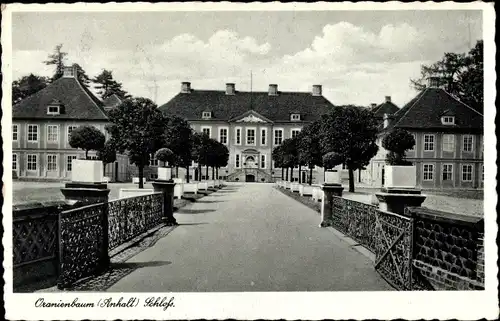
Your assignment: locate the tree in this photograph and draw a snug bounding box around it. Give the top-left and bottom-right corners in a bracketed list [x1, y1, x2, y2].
[322, 152, 344, 170]
[92, 69, 130, 99]
[163, 116, 194, 180]
[319, 106, 379, 192]
[410, 40, 483, 113]
[97, 140, 117, 176]
[69, 125, 106, 159]
[72, 63, 91, 88]
[155, 148, 174, 166]
[281, 138, 298, 182]
[192, 132, 212, 181]
[208, 141, 229, 180]
[12, 74, 49, 104]
[272, 144, 286, 180]
[106, 97, 166, 188]
[44, 44, 68, 81]
[297, 121, 323, 185]
[382, 128, 415, 166]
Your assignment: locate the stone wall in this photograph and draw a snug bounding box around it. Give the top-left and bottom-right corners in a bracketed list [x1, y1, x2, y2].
[406, 207, 484, 290]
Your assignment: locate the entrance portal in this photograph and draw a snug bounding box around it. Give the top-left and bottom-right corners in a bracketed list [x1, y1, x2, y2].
[245, 174, 256, 182]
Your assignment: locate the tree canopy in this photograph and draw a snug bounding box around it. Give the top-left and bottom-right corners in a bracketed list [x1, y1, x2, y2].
[319, 106, 379, 192]
[297, 121, 323, 184]
[69, 125, 106, 159]
[382, 128, 415, 166]
[44, 44, 67, 81]
[410, 40, 483, 113]
[155, 148, 174, 166]
[106, 97, 166, 188]
[92, 69, 130, 99]
[163, 116, 194, 169]
[12, 74, 49, 104]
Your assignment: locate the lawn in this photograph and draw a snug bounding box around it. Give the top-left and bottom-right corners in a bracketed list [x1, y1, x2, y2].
[12, 181, 157, 205]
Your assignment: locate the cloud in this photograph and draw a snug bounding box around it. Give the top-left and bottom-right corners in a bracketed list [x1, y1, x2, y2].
[11, 22, 471, 107]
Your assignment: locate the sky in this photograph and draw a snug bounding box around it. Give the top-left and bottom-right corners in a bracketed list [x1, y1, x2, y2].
[11, 10, 482, 107]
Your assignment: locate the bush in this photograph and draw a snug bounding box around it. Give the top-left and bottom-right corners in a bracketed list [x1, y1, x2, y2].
[69, 125, 105, 159]
[155, 148, 174, 166]
[382, 129, 415, 165]
[322, 152, 344, 169]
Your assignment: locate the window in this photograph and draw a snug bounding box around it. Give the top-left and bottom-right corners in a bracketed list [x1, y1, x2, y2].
[12, 124, 18, 141]
[423, 164, 434, 181]
[442, 164, 453, 181]
[67, 125, 78, 143]
[219, 128, 228, 144]
[149, 153, 159, 166]
[67, 155, 77, 171]
[202, 111, 211, 119]
[235, 154, 240, 168]
[291, 129, 301, 139]
[408, 134, 416, 151]
[27, 125, 38, 142]
[47, 105, 60, 115]
[247, 128, 255, 145]
[274, 129, 283, 145]
[235, 128, 241, 145]
[13, 154, 17, 171]
[261, 128, 267, 145]
[202, 127, 211, 138]
[463, 135, 473, 152]
[442, 116, 455, 125]
[462, 164, 473, 181]
[47, 155, 57, 171]
[47, 125, 59, 142]
[260, 155, 266, 169]
[27, 154, 37, 171]
[291, 114, 301, 121]
[423, 134, 434, 151]
[442, 134, 455, 152]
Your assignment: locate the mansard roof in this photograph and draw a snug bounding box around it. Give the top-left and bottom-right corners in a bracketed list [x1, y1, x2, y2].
[158, 89, 336, 122]
[383, 87, 483, 133]
[13, 76, 108, 120]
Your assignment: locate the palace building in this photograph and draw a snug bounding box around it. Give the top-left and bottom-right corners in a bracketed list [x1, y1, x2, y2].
[12, 65, 131, 181]
[362, 77, 484, 190]
[158, 82, 336, 183]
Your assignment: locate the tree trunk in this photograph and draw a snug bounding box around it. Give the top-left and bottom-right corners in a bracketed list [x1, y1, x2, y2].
[348, 168, 355, 192]
[205, 165, 208, 181]
[176, 166, 179, 178]
[103, 163, 106, 176]
[198, 163, 202, 181]
[216, 167, 219, 179]
[290, 167, 294, 182]
[85, 149, 88, 159]
[309, 166, 313, 185]
[186, 165, 190, 183]
[298, 165, 302, 183]
[212, 167, 215, 180]
[138, 165, 144, 189]
[285, 168, 289, 181]
[281, 168, 284, 180]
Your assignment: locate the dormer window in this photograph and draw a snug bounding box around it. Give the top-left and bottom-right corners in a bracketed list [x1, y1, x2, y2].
[47, 99, 63, 115]
[202, 111, 212, 119]
[291, 114, 301, 121]
[442, 116, 455, 125]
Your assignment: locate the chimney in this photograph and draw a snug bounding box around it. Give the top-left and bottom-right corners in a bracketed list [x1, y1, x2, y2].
[312, 84, 322, 96]
[268, 84, 278, 96]
[62, 65, 78, 78]
[370, 103, 377, 108]
[383, 113, 394, 129]
[181, 82, 191, 93]
[385, 96, 391, 103]
[226, 83, 235, 95]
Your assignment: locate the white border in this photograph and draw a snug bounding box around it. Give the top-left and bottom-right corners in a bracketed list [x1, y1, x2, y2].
[2, 2, 498, 320]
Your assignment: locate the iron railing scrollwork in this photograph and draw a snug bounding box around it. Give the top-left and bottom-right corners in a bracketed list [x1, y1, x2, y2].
[108, 192, 164, 251]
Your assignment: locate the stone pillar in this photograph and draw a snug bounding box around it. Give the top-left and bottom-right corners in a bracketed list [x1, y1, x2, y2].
[319, 183, 344, 227]
[60, 182, 111, 278]
[152, 179, 178, 226]
[375, 187, 426, 216]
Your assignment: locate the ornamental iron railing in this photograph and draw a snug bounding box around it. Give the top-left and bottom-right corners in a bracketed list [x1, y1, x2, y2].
[108, 192, 164, 250]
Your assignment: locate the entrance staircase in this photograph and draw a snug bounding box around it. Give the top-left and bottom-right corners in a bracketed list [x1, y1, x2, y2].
[227, 168, 273, 182]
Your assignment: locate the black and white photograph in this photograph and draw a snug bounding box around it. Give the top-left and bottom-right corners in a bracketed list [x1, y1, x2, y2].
[2, 2, 497, 320]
